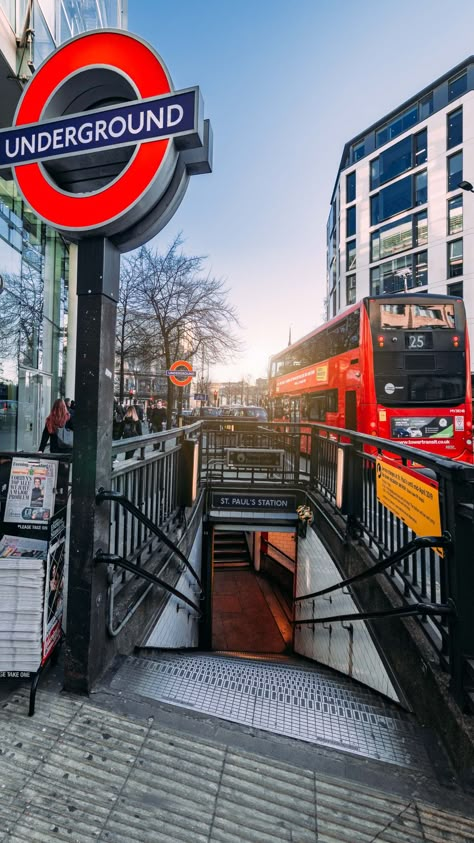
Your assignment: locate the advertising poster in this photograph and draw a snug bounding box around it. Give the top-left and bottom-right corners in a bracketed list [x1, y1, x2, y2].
[391, 416, 454, 440]
[4, 458, 58, 525]
[42, 535, 65, 663]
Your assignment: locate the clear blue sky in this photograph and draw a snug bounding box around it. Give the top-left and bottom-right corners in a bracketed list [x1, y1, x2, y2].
[128, 0, 474, 383]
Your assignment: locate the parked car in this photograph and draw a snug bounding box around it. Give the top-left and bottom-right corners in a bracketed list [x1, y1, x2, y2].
[199, 406, 221, 418]
[219, 405, 268, 421]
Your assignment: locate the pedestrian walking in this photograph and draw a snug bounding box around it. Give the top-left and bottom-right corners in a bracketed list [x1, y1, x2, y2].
[38, 399, 71, 453]
[120, 406, 142, 459]
[133, 401, 144, 423]
[150, 400, 167, 450]
[113, 400, 124, 440]
[150, 400, 167, 432]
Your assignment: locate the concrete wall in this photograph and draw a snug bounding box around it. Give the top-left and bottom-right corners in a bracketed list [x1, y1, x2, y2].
[144, 523, 203, 648]
[294, 526, 399, 702]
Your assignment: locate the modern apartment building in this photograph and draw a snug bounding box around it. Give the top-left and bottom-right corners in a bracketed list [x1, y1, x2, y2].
[0, 0, 127, 450]
[326, 57, 474, 357]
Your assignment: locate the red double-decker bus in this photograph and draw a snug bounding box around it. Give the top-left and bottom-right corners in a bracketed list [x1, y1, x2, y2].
[268, 294, 473, 463]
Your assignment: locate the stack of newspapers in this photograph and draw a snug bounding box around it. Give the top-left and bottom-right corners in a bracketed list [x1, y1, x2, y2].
[0, 534, 48, 673]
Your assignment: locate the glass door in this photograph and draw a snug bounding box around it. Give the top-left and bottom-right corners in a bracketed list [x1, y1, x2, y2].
[17, 368, 52, 451]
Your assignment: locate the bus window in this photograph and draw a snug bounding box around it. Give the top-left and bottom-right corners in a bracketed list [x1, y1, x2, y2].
[290, 398, 300, 423]
[307, 389, 338, 421]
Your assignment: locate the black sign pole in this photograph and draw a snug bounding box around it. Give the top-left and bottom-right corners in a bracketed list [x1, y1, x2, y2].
[64, 237, 119, 693]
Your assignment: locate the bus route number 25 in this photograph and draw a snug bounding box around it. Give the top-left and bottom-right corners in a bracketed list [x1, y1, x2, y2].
[407, 334, 425, 349]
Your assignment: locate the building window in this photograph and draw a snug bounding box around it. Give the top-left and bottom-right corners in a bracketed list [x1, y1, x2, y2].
[371, 175, 411, 225]
[370, 131, 426, 191]
[371, 171, 427, 226]
[370, 251, 427, 295]
[371, 136, 411, 189]
[415, 251, 428, 287]
[352, 140, 365, 163]
[346, 171, 356, 203]
[447, 108, 462, 149]
[371, 214, 413, 261]
[346, 205, 356, 238]
[447, 195, 463, 234]
[346, 239, 356, 271]
[419, 93, 433, 120]
[448, 239, 463, 277]
[447, 151, 463, 192]
[415, 171, 427, 205]
[414, 129, 427, 166]
[346, 274, 356, 305]
[371, 210, 427, 261]
[448, 71, 467, 102]
[415, 210, 428, 246]
[375, 104, 418, 148]
[447, 280, 463, 297]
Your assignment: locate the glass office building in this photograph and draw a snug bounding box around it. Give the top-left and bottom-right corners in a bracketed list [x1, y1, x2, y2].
[0, 1, 127, 450]
[326, 58, 474, 353]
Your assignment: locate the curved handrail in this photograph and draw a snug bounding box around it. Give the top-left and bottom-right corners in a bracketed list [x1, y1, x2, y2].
[95, 550, 201, 615]
[293, 601, 454, 626]
[264, 540, 295, 566]
[96, 487, 203, 592]
[294, 533, 451, 603]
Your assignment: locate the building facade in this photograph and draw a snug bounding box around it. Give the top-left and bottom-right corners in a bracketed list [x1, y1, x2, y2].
[0, 0, 127, 450]
[327, 57, 474, 360]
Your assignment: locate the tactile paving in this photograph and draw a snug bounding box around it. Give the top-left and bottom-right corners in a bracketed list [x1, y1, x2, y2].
[112, 652, 432, 771]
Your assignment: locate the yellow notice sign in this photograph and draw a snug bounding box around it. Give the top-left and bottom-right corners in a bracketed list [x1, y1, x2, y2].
[376, 457, 443, 554]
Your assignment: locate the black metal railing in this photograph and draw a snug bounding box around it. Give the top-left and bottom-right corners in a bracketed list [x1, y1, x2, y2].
[294, 533, 451, 604]
[200, 419, 308, 485]
[303, 422, 474, 706]
[85, 415, 474, 708]
[94, 550, 201, 615]
[96, 488, 203, 591]
[294, 534, 453, 630]
[91, 420, 204, 636]
[107, 424, 202, 599]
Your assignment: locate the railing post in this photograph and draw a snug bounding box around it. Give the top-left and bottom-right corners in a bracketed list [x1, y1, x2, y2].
[344, 439, 363, 539]
[444, 469, 474, 708]
[292, 430, 300, 485]
[310, 427, 319, 485]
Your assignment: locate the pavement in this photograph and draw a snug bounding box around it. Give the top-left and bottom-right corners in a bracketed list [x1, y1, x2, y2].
[1, 656, 474, 842]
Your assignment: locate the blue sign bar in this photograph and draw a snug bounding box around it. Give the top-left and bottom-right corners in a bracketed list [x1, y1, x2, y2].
[0, 89, 197, 167]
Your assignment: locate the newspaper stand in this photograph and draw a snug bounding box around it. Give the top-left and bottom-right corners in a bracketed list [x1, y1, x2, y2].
[0, 452, 71, 715]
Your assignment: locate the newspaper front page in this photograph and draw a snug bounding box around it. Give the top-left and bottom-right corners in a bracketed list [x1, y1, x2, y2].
[4, 458, 58, 524]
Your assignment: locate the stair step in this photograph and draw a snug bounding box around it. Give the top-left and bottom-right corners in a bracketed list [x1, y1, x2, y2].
[214, 561, 250, 569]
[213, 531, 251, 569]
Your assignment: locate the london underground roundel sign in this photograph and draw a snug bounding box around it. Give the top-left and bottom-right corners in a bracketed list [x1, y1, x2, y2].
[0, 30, 212, 252]
[167, 360, 196, 387]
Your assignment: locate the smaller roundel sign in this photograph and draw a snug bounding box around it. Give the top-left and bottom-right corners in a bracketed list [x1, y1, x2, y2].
[167, 360, 195, 387]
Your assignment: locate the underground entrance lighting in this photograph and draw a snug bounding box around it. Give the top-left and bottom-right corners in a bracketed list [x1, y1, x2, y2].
[458, 180, 474, 192]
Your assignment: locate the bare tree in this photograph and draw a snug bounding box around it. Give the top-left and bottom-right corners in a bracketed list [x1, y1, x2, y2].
[116, 258, 162, 403]
[123, 236, 242, 425]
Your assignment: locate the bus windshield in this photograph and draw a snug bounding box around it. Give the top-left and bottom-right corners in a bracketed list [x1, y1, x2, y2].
[377, 302, 456, 330]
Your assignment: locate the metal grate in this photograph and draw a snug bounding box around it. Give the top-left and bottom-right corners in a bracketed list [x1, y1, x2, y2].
[111, 652, 432, 772]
